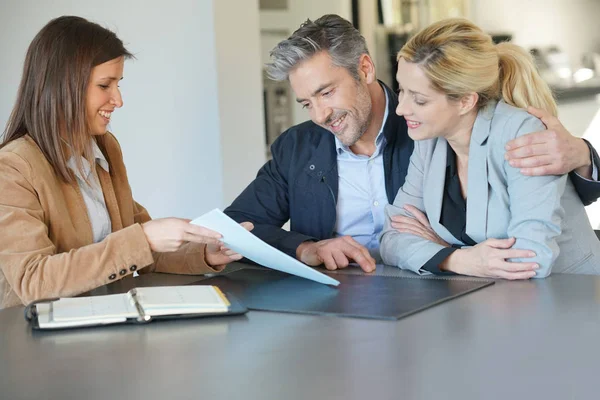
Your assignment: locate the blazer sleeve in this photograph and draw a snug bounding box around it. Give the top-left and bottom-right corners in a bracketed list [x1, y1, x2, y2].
[504, 116, 567, 278]
[569, 139, 600, 206]
[0, 152, 155, 306]
[131, 201, 226, 276]
[380, 140, 449, 274]
[224, 133, 317, 258]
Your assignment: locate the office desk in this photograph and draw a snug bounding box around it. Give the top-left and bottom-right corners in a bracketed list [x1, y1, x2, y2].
[1, 264, 599, 400]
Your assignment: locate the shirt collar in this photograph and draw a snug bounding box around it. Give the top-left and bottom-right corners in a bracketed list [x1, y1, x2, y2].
[335, 84, 390, 155]
[66, 139, 110, 180]
[91, 139, 109, 172]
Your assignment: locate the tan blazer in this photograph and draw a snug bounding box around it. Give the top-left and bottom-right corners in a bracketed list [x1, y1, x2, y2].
[0, 133, 222, 309]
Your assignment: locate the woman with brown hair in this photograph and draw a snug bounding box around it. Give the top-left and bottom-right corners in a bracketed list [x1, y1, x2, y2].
[0, 16, 250, 308]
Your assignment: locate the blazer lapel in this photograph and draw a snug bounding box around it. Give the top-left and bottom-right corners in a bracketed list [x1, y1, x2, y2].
[62, 180, 94, 245]
[97, 168, 123, 232]
[424, 139, 454, 241]
[94, 138, 124, 232]
[466, 101, 496, 242]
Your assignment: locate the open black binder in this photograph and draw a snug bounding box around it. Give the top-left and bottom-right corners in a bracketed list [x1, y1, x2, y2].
[25, 285, 248, 330]
[193, 269, 494, 320]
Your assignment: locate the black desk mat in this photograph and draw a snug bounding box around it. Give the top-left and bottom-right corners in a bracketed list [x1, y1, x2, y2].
[192, 269, 494, 320]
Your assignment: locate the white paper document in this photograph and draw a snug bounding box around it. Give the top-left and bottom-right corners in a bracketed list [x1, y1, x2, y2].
[191, 209, 340, 286]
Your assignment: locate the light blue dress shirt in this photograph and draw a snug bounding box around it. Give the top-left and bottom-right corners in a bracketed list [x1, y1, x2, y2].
[334, 90, 389, 260]
[67, 140, 112, 243]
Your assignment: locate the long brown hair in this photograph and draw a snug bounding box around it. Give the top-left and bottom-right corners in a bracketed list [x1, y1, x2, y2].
[1, 16, 133, 182]
[398, 18, 557, 116]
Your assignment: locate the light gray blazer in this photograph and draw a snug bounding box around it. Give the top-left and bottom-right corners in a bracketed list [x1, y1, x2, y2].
[380, 100, 600, 277]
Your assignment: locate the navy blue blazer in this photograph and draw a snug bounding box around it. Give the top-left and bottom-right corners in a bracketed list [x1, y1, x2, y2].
[225, 83, 413, 257]
[225, 83, 600, 258]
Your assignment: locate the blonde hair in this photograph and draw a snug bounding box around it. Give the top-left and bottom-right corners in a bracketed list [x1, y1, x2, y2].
[397, 18, 557, 116]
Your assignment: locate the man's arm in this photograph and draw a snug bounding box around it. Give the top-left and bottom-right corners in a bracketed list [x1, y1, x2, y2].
[225, 131, 376, 272]
[504, 106, 600, 205]
[224, 134, 317, 258]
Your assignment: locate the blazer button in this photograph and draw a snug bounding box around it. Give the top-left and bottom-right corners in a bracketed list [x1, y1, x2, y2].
[119, 269, 127, 276]
[129, 265, 137, 272]
[109, 273, 117, 280]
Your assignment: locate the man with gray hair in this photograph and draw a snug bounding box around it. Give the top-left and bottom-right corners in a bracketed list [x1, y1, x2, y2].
[225, 14, 600, 275]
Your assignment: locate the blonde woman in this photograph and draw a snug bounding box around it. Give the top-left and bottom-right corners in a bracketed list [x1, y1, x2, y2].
[380, 18, 600, 279]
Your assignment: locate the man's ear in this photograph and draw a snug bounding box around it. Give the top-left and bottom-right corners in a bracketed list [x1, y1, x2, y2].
[459, 92, 479, 115]
[357, 54, 376, 84]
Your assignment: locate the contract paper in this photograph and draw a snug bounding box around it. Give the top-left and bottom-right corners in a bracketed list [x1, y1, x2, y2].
[191, 209, 340, 286]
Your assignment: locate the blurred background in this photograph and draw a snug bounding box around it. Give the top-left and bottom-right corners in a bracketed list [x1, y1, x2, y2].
[1, 0, 600, 225]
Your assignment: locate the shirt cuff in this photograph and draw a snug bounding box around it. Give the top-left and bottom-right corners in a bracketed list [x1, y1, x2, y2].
[419, 247, 457, 275]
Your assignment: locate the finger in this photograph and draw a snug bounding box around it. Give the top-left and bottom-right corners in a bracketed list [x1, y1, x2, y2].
[505, 132, 547, 150]
[331, 249, 350, 269]
[494, 260, 539, 272]
[395, 226, 436, 241]
[218, 246, 239, 256]
[391, 221, 417, 231]
[390, 215, 424, 227]
[185, 223, 222, 239]
[505, 143, 549, 161]
[496, 248, 537, 259]
[526, 106, 552, 126]
[240, 222, 254, 231]
[485, 237, 516, 249]
[320, 251, 339, 271]
[341, 243, 375, 272]
[526, 106, 560, 130]
[339, 237, 376, 270]
[228, 253, 243, 261]
[390, 214, 412, 222]
[507, 155, 554, 170]
[183, 232, 221, 246]
[403, 204, 431, 228]
[391, 216, 429, 231]
[207, 243, 220, 252]
[519, 165, 562, 176]
[392, 224, 438, 241]
[345, 239, 376, 264]
[494, 270, 537, 280]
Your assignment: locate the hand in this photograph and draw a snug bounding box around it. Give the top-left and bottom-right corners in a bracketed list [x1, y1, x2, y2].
[142, 217, 222, 253]
[296, 236, 376, 273]
[205, 222, 254, 266]
[504, 106, 591, 177]
[443, 237, 538, 280]
[390, 204, 449, 247]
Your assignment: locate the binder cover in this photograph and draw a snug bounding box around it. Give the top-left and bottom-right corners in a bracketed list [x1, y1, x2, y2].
[24, 288, 247, 330]
[193, 269, 494, 320]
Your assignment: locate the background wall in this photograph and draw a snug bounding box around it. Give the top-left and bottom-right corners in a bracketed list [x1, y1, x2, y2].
[472, 0, 600, 69]
[259, 0, 353, 125]
[214, 1, 266, 205]
[0, 0, 266, 219]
